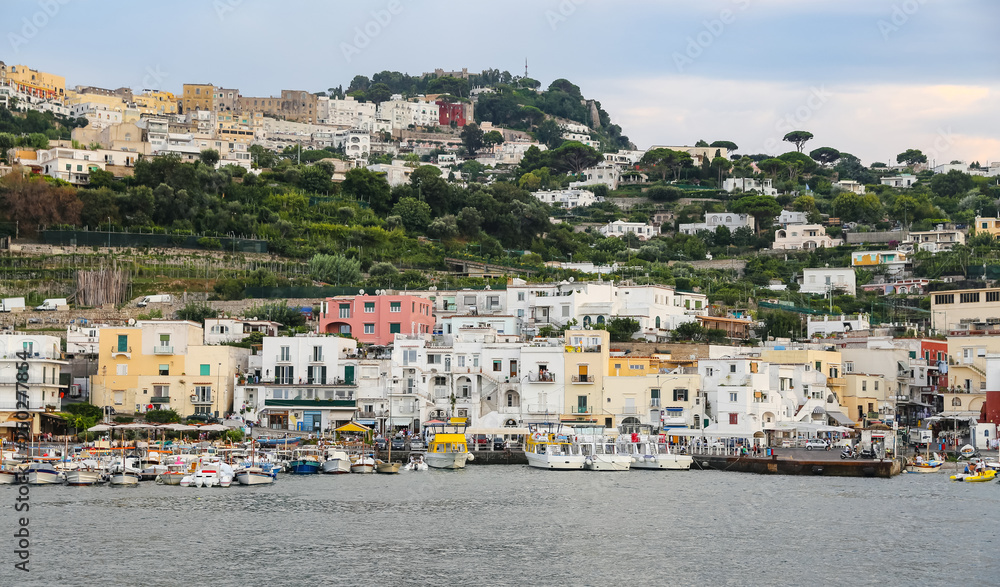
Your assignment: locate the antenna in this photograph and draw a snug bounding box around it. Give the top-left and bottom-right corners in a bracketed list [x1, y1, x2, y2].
[525, 58, 528, 78]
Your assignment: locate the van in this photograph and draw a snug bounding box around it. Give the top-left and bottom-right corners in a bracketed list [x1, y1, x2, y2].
[138, 294, 173, 307]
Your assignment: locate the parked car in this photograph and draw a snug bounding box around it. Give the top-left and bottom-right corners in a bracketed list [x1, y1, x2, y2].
[492, 437, 506, 451]
[374, 438, 387, 450]
[408, 438, 425, 451]
[805, 439, 830, 450]
[391, 437, 405, 451]
[186, 413, 220, 424]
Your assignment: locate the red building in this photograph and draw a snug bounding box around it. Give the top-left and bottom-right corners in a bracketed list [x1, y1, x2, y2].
[319, 294, 435, 346]
[437, 101, 467, 127]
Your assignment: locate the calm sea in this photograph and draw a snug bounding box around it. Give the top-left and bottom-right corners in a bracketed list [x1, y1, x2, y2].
[3, 467, 998, 586]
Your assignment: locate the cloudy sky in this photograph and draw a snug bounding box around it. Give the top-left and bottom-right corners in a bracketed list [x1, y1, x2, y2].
[6, 0, 998, 165]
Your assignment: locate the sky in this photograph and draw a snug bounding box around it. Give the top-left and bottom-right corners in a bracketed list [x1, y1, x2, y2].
[5, 0, 998, 165]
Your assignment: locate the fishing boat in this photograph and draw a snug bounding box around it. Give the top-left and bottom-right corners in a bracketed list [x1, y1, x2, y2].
[0, 444, 21, 484]
[350, 453, 376, 474]
[524, 423, 585, 470]
[572, 426, 631, 471]
[157, 461, 190, 486]
[424, 418, 473, 470]
[906, 453, 944, 474]
[256, 436, 302, 448]
[26, 460, 63, 485]
[287, 447, 323, 475]
[63, 460, 106, 486]
[403, 454, 428, 471]
[235, 464, 275, 485]
[321, 448, 352, 474]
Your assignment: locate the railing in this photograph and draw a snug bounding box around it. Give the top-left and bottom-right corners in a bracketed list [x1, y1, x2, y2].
[309, 355, 324, 363]
[565, 345, 602, 353]
[527, 372, 556, 383]
[622, 406, 640, 415]
[150, 397, 170, 404]
[650, 399, 661, 407]
[275, 355, 291, 363]
[571, 406, 592, 414]
[571, 375, 593, 383]
[153, 346, 174, 355]
[111, 347, 132, 357]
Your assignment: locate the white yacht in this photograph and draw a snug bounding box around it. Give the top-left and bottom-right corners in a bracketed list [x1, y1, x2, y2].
[424, 419, 473, 470]
[321, 448, 352, 474]
[26, 461, 63, 484]
[525, 425, 586, 470]
[621, 435, 693, 470]
[572, 428, 631, 471]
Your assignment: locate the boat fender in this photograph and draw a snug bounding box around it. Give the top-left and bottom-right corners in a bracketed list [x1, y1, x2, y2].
[467, 453, 474, 462]
[659, 435, 667, 444]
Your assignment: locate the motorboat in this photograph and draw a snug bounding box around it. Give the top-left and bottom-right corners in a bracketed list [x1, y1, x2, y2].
[157, 462, 191, 486]
[63, 460, 106, 486]
[424, 418, 473, 470]
[189, 462, 223, 487]
[376, 460, 401, 474]
[321, 448, 352, 474]
[26, 460, 63, 485]
[906, 453, 944, 474]
[571, 427, 631, 471]
[950, 469, 997, 483]
[620, 435, 693, 471]
[235, 465, 275, 486]
[350, 454, 376, 474]
[525, 424, 586, 470]
[403, 454, 428, 471]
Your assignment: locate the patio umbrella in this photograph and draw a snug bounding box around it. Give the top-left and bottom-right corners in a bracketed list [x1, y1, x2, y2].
[198, 424, 229, 432]
[161, 424, 198, 431]
[87, 424, 111, 432]
[117, 423, 156, 429]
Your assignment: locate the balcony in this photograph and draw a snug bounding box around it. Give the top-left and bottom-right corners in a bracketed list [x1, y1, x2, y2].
[150, 396, 170, 404]
[827, 377, 846, 386]
[650, 399, 661, 408]
[309, 355, 325, 363]
[570, 406, 592, 414]
[191, 397, 213, 405]
[571, 375, 593, 383]
[527, 372, 556, 383]
[275, 355, 292, 363]
[111, 347, 132, 359]
[153, 346, 174, 355]
[622, 406, 640, 415]
[566, 345, 602, 353]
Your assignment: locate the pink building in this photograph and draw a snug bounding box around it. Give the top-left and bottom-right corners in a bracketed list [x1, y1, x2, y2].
[319, 295, 435, 345]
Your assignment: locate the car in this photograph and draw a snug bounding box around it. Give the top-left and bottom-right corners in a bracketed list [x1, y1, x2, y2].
[374, 438, 387, 450]
[805, 439, 830, 450]
[492, 437, 506, 451]
[408, 438, 425, 451]
[391, 437, 406, 451]
[186, 413, 220, 424]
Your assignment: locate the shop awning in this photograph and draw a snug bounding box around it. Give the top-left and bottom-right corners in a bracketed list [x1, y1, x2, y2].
[390, 417, 414, 426]
[933, 411, 980, 420]
[356, 419, 376, 425]
[334, 422, 370, 433]
[827, 411, 856, 427]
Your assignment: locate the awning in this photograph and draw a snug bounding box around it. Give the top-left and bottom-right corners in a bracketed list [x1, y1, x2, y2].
[334, 422, 371, 433]
[935, 411, 980, 420]
[466, 427, 530, 436]
[356, 419, 376, 425]
[827, 411, 856, 427]
[390, 417, 414, 426]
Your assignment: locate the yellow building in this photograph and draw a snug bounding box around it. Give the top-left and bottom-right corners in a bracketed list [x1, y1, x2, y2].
[607, 355, 654, 377]
[215, 111, 261, 144]
[132, 90, 178, 115]
[972, 216, 1000, 238]
[180, 83, 214, 113]
[931, 287, 1000, 333]
[603, 371, 701, 431]
[5, 64, 65, 99]
[842, 373, 888, 425]
[562, 329, 610, 427]
[64, 91, 126, 109]
[91, 321, 249, 418]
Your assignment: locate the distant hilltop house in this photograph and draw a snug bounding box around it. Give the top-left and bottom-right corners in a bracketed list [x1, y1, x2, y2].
[532, 188, 601, 209]
[678, 212, 754, 236]
[834, 180, 866, 194]
[600, 220, 657, 241]
[851, 250, 910, 276]
[570, 162, 620, 190]
[648, 145, 730, 164]
[900, 226, 965, 254]
[722, 177, 777, 196]
[880, 174, 918, 188]
[799, 267, 857, 296]
[776, 210, 809, 227]
[773, 224, 842, 250]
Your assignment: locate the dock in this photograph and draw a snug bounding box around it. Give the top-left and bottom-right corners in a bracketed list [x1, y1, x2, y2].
[690, 454, 904, 477]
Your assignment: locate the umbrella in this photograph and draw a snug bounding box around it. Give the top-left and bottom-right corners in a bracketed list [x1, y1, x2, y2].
[198, 424, 229, 432]
[87, 424, 111, 432]
[117, 423, 156, 429]
[161, 424, 197, 431]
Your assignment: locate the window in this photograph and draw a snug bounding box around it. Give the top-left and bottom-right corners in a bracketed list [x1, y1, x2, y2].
[562, 306, 570, 317]
[307, 366, 327, 384]
[960, 292, 980, 304]
[988, 291, 1000, 303]
[116, 364, 128, 376]
[275, 366, 294, 384]
[729, 364, 736, 373]
[200, 364, 210, 376]
[729, 413, 738, 425]
[518, 292, 525, 301]
[706, 368, 714, 377]
[493, 360, 502, 372]
[814, 361, 822, 371]
[874, 381, 879, 391]
[862, 381, 867, 392]
[364, 324, 374, 334]
[280, 346, 290, 361]
[364, 302, 375, 313]
[159, 334, 170, 347]
[934, 294, 954, 305]
[389, 323, 400, 333]
[116, 335, 128, 352]
[952, 397, 962, 407]
[339, 303, 351, 318]
[158, 364, 169, 376]
[845, 361, 854, 373]
[390, 302, 401, 313]
[615, 363, 622, 370]
[673, 388, 687, 402]
[473, 355, 480, 368]
[194, 386, 212, 402]
[402, 350, 417, 365]
[312, 346, 323, 362]
[729, 392, 738, 402]
[153, 385, 168, 399]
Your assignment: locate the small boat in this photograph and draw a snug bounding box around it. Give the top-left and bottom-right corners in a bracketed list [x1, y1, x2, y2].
[321, 449, 352, 474]
[235, 465, 275, 486]
[350, 454, 376, 474]
[287, 448, 323, 475]
[157, 462, 190, 486]
[403, 454, 428, 471]
[424, 418, 473, 470]
[375, 460, 401, 474]
[108, 470, 141, 486]
[950, 469, 997, 483]
[256, 436, 302, 448]
[64, 460, 106, 486]
[572, 427, 631, 471]
[26, 461, 63, 485]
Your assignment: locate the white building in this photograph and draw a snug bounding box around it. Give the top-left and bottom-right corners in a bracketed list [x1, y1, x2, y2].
[532, 188, 600, 209]
[66, 324, 110, 355]
[880, 174, 918, 188]
[320, 96, 378, 130]
[776, 210, 809, 226]
[834, 180, 866, 194]
[0, 335, 67, 435]
[807, 314, 871, 338]
[600, 220, 657, 241]
[722, 177, 777, 196]
[570, 162, 620, 190]
[204, 319, 281, 345]
[367, 160, 412, 187]
[773, 224, 843, 250]
[678, 212, 754, 235]
[799, 267, 857, 296]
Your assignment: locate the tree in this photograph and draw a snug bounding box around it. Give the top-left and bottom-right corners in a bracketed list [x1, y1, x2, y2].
[199, 149, 220, 167]
[366, 83, 392, 104]
[896, 149, 927, 166]
[672, 320, 705, 341]
[144, 409, 181, 424]
[176, 303, 217, 324]
[710, 156, 730, 186]
[483, 130, 505, 148]
[249, 144, 278, 169]
[832, 191, 883, 224]
[547, 141, 603, 175]
[391, 197, 432, 233]
[0, 172, 83, 235]
[309, 253, 361, 285]
[809, 147, 841, 165]
[427, 215, 459, 239]
[761, 310, 801, 340]
[343, 167, 391, 215]
[782, 130, 814, 153]
[534, 118, 563, 149]
[460, 123, 484, 155]
[758, 158, 785, 178]
[929, 169, 974, 199]
[645, 185, 685, 202]
[710, 140, 738, 153]
[456, 206, 483, 236]
[607, 317, 640, 342]
[733, 195, 782, 232]
[695, 139, 709, 147]
[640, 148, 693, 181]
[0, 133, 15, 163]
